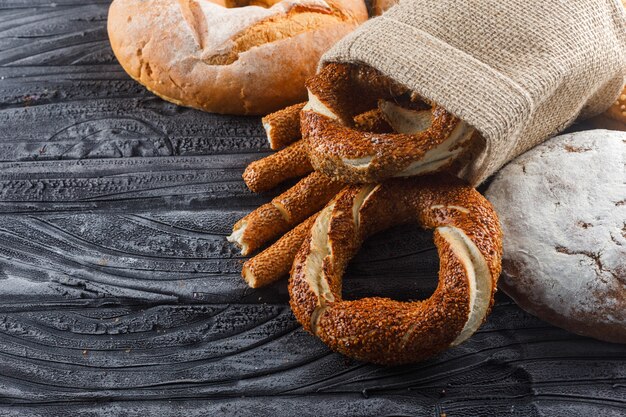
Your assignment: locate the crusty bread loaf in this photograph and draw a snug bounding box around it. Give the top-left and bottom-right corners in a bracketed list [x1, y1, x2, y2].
[371, 0, 398, 15]
[108, 0, 367, 115]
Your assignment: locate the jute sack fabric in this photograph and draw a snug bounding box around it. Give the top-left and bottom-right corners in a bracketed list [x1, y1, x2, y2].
[321, 0, 626, 185]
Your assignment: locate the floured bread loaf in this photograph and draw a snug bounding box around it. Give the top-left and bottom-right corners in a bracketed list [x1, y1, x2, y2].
[486, 129, 626, 343]
[108, 0, 367, 115]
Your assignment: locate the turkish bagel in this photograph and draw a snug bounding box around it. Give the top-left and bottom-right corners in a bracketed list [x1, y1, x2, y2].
[108, 0, 367, 114]
[302, 63, 476, 183]
[289, 176, 502, 365]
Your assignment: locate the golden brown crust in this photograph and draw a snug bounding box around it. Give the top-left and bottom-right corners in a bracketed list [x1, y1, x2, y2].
[229, 171, 342, 255]
[242, 213, 318, 288]
[273, 171, 344, 223]
[108, 0, 367, 115]
[302, 63, 475, 183]
[262, 102, 306, 149]
[231, 203, 289, 256]
[370, 0, 398, 15]
[289, 175, 502, 365]
[243, 140, 312, 193]
[353, 108, 394, 133]
[305, 63, 409, 124]
[303, 107, 470, 183]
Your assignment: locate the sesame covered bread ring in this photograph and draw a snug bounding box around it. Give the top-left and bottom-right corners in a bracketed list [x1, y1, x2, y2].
[262, 102, 307, 150]
[243, 140, 313, 193]
[228, 171, 342, 255]
[289, 175, 502, 365]
[243, 212, 318, 288]
[302, 63, 475, 183]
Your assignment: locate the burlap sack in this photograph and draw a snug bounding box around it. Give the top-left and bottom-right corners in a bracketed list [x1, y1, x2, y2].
[321, 0, 626, 185]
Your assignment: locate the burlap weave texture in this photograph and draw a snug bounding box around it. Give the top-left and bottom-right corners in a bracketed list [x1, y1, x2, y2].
[322, 0, 626, 184]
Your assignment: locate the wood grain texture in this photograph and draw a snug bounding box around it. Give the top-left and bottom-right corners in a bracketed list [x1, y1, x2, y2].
[0, 1, 624, 416]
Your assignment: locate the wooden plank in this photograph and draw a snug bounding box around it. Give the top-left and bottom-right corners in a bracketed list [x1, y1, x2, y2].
[0, 1, 624, 416]
[0, 301, 624, 416]
[0, 208, 440, 305]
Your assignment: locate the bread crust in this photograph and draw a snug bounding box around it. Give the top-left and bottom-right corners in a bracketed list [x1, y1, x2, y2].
[243, 139, 313, 193]
[289, 176, 503, 365]
[371, 0, 398, 15]
[108, 0, 367, 115]
[302, 63, 475, 183]
[262, 102, 306, 150]
[242, 213, 318, 288]
[485, 130, 626, 343]
[228, 171, 342, 255]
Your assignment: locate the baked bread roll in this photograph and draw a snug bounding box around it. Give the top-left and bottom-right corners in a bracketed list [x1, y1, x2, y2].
[371, 0, 398, 15]
[108, 0, 367, 115]
[486, 130, 626, 343]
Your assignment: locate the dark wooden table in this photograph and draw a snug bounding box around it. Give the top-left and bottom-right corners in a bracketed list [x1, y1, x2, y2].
[0, 1, 624, 416]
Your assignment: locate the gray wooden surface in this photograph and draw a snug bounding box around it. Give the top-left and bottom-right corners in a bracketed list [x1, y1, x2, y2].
[0, 1, 624, 416]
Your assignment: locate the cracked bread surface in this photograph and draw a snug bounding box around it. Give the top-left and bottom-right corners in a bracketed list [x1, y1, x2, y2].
[107, 0, 367, 115]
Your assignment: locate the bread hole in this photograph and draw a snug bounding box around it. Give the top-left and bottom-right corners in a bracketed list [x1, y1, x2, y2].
[343, 224, 439, 301]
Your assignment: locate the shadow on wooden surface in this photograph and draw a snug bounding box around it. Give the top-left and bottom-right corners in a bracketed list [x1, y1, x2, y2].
[0, 1, 624, 416]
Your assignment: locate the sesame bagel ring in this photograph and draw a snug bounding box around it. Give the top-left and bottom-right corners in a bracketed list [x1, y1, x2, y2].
[289, 175, 502, 365]
[302, 63, 475, 183]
